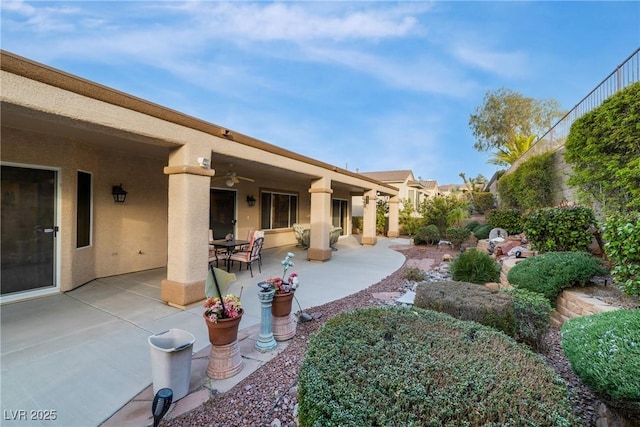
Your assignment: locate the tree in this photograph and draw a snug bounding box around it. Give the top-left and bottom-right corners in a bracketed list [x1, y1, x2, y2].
[459, 173, 487, 197]
[469, 88, 564, 153]
[417, 195, 469, 235]
[488, 133, 537, 166]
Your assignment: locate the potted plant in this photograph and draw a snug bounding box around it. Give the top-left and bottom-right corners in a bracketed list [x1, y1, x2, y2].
[264, 252, 300, 317]
[203, 266, 243, 346]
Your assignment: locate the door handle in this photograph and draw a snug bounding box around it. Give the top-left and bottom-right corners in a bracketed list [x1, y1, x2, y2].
[43, 226, 59, 236]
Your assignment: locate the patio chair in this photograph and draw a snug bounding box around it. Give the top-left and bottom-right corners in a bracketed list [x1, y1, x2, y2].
[208, 229, 227, 267]
[234, 229, 255, 253]
[228, 236, 264, 277]
[329, 226, 342, 251]
[293, 223, 310, 248]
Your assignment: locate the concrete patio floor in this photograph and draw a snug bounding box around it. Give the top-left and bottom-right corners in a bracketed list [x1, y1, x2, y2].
[1, 236, 410, 427]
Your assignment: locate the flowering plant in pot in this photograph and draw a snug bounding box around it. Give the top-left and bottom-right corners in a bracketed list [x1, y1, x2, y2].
[203, 266, 243, 346]
[203, 294, 242, 323]
[264, 252, 300, 294]
[263, 252, 300, 317]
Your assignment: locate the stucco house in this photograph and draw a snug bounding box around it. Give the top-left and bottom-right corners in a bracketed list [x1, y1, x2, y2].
[0, 50, 400, 307]
[352, 170, 439, 217]
[436, 184, 461, 197]
[419, 179, 440, 198]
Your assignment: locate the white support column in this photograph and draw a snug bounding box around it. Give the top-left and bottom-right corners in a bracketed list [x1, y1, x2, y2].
[361, 190, 377, 246]
[387, 195, 400, 238]
[308, 177, 332, 261]
[161, 147, 216, 308]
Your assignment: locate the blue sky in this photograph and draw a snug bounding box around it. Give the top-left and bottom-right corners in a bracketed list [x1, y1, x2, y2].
[2, 1, 639, 185]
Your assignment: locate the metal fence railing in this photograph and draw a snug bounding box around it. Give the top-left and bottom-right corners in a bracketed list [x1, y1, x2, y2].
[508, 47, 640, 170]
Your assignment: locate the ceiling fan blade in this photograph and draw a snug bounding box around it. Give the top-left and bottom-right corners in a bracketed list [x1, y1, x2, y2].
[236, 176, 255, 182]
[232, 176, 240, 184]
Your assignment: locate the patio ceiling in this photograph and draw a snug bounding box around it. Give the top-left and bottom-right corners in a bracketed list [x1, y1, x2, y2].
[1, 101, 173, 160]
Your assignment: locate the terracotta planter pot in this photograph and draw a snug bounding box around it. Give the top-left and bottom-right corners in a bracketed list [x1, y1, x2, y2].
[271, 292, 294, 317]
[204, 310, 243, 346]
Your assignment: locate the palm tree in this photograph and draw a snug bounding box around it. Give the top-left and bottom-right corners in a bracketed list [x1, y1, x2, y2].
[488, 134, 537, 166]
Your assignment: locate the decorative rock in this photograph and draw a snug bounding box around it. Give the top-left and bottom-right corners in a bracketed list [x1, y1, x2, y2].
[484, 282, 501, 291]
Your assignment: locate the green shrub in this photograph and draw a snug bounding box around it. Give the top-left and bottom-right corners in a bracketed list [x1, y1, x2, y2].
[418, 195, 469, 236]
[561, 309, 640, 419]
[524, 206, 596, 252]
[415, 282, 553, 352]
[506, 287, 553, 352]
[450, 249, 501, 284]
[444, 227, 471, 249]
[474, 224, 492, 240]
[473, 191, 495, 214]
[507, 251, 608, 302]
[376, 199, 389, 235]
[604, 213, 640, 296]
[413, 224, 440, 245]
[565, 81, 640, 214]
[402, 266, 425, 282]
[298, 307, 579, 426]
[464, 220, 482, 232]
[486, 208, 523, 235]
[414, 281, 515, 336]
[352, 216, 363, 232]
[497, 152, 556, 209]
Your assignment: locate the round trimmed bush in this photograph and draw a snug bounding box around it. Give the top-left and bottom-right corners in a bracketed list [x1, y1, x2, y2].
[474, 224, 492, 240]
[464, 220, 482, 232]
[450, 249, 501, 284]
[562, 309, 640, 420]
[298, 307, 580, 426]
[445, 227, 471, 249]
[414, 224, 440, 245]
[507, 251, 608, 302]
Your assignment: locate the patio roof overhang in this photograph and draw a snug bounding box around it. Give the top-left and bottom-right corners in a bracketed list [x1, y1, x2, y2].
[1, 50, 397, 197]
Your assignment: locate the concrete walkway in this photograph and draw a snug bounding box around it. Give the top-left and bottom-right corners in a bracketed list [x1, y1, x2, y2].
[1, 236, 409, 427]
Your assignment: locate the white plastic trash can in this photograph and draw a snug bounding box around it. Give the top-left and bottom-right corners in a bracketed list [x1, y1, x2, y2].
[148, 329, 195, 401]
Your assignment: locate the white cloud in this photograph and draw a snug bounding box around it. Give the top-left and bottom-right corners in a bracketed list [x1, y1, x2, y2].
[301, 46, 478, 97]
[452, 44, 529, 79]
[1, 0, 82, 32]
[174, 1, 433, 42]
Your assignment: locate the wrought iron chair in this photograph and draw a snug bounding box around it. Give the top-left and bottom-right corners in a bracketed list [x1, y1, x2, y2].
[208, 229, 227, 267]
[228, 236, 264, 277]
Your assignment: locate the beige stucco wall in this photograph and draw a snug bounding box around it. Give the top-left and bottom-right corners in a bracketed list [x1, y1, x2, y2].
[1, 127, 168, 291]
[1, 53, 399, 306]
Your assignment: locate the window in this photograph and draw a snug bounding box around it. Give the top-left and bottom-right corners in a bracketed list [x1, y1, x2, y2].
[408, 190, 415, 206]
[261, 191, 298, 229]
[76, 171, 92, 248]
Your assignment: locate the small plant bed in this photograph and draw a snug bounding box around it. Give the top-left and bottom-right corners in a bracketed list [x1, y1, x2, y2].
[166, 245, 603, 427]
[450, 248, 501, 284]
[298, 307, 580, 426]
[507, 251, 608, 303]
[414, 280, 552, 351]
[562, 309, 640, 421]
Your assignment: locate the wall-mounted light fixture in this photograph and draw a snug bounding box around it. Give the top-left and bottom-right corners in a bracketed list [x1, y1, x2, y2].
[364, 195, 370, 205]
[197, 157, 210, 169]
[112, 184, 128, 203]
[246, 195, 256, 207]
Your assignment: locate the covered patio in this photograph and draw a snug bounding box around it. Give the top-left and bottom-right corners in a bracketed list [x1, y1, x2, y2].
[0, 235, 409, 426]
[1, 50, 400, 311]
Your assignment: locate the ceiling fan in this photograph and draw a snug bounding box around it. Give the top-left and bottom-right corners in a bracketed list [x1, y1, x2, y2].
[212, 170, 255, 187]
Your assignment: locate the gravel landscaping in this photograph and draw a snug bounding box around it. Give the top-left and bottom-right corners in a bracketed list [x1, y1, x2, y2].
[166, 245, 603, 427]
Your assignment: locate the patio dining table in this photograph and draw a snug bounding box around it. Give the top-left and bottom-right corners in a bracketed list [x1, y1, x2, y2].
[211, 239, 250, 272]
